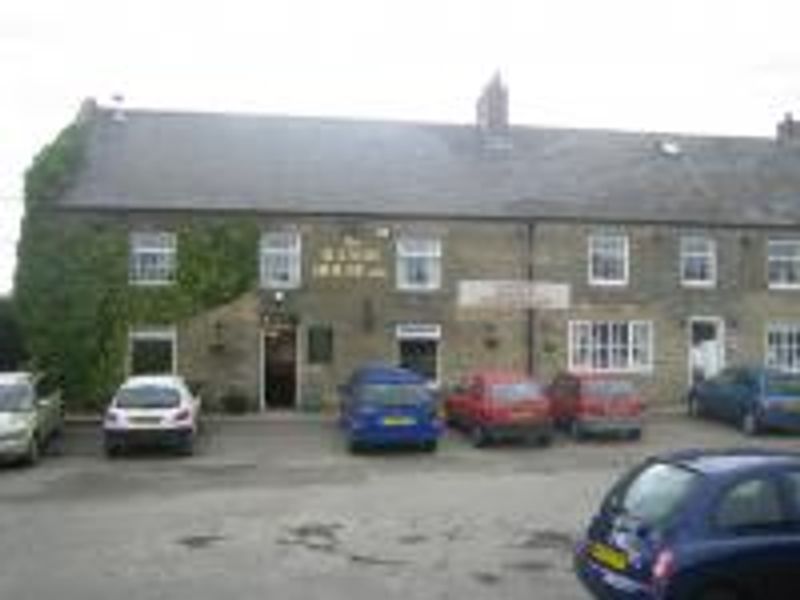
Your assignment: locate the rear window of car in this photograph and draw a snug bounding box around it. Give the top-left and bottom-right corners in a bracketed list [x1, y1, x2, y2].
[609, 462, 700, 528]
[584, 379, 635, 398]
[490, 382, 543, 403]
[765, 373, 800, 396]
[357, 384, 429, 405]
[0, 383, 34, 412]
[115, 385, 181, 409]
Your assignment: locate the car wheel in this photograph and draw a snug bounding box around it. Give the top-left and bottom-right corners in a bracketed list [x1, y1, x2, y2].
[538, 432, 553, 447]
[741, 410, 760, 436]
[470, 425, 489, 447]
[178, 434, 195, 456]
[421, 440, 438, 453]
[697, 585, 742, 600]
[570, 420, 584, 441]
[23, 435, 40, 466]
[628, 428, 642, 441]
[348, 439, 363, 454]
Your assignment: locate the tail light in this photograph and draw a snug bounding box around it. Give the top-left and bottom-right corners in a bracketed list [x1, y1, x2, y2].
[652, 549, 675, 585]
[174, 409, 191, 422]
[105, 409, 119, 424]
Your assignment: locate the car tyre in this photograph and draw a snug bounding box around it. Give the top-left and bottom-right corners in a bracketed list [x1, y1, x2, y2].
[348, 439, 363, 454]
[570, 420, 585, 441]
[470, 424, 489, 448]
[421, 440, 438, 453]
[178, 433, 195, 456]
[628, 428, 642, 441]
[538, 432, 553, 447]
[104, 438, 123, 458]
[741, 411, 760, 436]
[23, 435, 40, 466]
[697, 586, 742, 600]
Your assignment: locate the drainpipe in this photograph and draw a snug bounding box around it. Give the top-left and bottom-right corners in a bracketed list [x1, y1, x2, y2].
[526, 221, 536, 376]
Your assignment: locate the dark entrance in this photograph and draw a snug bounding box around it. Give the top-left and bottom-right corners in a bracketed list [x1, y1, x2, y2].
[263, 324, 297, 409]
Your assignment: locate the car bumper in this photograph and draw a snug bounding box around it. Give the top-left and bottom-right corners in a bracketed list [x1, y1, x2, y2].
[485, 421, 552, 440]
[575, 417, 643, 436]
[759, 410, 800, 433]
[104, 427, 194, 447]
[574, 545, 655, 600]
[0, 437, 29, 460]
[348, 422, 442, 445]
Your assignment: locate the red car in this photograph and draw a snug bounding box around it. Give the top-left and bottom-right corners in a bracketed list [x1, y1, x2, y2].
[547, 372, 644, 440]
[444, 371, 553, 447]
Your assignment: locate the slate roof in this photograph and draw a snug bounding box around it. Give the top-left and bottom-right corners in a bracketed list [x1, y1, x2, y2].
[59, 106, 800, 226]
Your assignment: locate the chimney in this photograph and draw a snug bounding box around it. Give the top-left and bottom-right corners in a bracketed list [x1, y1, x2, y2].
[476, 72, 511, 150]
[111, 93, 126, 123]
[76, 97, 98, 124]
[777, 112, 799, 145]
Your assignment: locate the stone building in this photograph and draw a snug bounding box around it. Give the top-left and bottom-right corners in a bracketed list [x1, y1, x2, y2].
[43, 79, 800, 410]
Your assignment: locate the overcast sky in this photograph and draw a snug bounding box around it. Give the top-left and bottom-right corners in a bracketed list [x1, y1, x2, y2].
[2, 0, 800, 294]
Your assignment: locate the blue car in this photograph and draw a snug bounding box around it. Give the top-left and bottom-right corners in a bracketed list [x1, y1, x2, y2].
[338, 363, 442, 453]
[688, 366, 800, 435]
[574, 449, 800, 600]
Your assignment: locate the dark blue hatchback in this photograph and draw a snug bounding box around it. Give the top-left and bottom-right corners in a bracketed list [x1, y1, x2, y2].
[688, 367, 800, 435]
[575, 449, 800, 599]
[338, 363, 442, 453]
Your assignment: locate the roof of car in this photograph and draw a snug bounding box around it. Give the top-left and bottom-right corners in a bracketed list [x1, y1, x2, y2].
[664, 448, 800, 476]
[351, 363, 426, 385]
[0, 372, 33, 386]
[120, 375, 187, 389]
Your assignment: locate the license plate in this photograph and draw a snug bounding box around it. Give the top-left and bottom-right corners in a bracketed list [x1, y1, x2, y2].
[382, 416, 414, 426]
[589, 542, 628, 571]
[131, 417, 161, 425]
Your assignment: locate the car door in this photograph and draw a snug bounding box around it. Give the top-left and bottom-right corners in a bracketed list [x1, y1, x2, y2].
[463, 377, 485, 427]
[705, 369, 735, 421]
[687, 475, 800, 599]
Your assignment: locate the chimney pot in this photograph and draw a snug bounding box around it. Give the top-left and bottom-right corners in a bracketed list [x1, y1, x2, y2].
[476, 73, 511, 150]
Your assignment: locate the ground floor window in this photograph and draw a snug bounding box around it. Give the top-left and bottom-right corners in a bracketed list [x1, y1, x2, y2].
[129, 327, 176, 375]
[569, 320, 653, 373]
[766, 322, 800, 372]
[397, 324, 440, 383]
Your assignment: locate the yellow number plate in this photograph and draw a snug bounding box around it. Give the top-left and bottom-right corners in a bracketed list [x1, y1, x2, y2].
[589, 542, 628, 571]
[382, 416, 414, 426]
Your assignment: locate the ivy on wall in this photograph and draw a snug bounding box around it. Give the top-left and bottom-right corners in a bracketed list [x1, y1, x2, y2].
[15, 120, 259, 409]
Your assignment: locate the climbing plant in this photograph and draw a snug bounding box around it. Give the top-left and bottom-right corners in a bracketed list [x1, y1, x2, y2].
[15, 120, 259, 409]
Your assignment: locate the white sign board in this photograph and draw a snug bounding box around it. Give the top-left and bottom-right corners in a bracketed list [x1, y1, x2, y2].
[458, 280, 570, 310]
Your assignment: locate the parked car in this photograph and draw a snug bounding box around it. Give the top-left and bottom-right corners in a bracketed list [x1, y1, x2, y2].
[103, 375, 201, 456]
[549, 372, 644, 440]
[687, 366, 800, 435]
[0, 372, 63, 466]
[444, 371, 552, 447]
[338, 363, 442, 453]
[574, 448, 800, 600]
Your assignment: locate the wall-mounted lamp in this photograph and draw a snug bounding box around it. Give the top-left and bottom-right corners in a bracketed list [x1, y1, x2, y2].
[274, 291, 285, 305]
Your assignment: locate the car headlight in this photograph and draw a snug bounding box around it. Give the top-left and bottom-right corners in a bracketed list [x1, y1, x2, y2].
[0, 427, 29, 442]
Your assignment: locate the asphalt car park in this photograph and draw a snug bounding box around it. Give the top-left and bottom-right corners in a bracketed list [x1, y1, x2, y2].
[0, 413, 798, 600]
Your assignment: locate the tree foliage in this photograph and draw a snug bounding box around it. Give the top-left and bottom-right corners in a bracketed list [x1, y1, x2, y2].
[15, 120, 259, 408]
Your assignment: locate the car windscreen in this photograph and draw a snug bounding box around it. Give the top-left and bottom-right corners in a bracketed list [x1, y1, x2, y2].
[584, 379, 635, 399]
[0, 384, 34, 412]
[611, 462, 700, 528]
[490, 382, 543, 403]
[765, 372, 800, 396]
[357, 384, 429, 405]
[115, 385, 181, 409]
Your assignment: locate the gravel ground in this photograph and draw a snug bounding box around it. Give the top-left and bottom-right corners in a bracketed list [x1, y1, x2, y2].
[0, 414, 797, 600]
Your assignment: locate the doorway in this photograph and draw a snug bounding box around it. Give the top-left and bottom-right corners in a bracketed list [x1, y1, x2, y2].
[263, 324, 297, 409]
[688, 317, 725, 385]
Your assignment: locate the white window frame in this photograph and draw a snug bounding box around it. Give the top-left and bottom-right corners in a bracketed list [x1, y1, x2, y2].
[765, 322, 800, 373]
[568, 320, 653, 373]
[767, 240, 800, 290]
[396, 237, 442, 291]
[260, 231, 302, 289]
[128, 326, 177, 375]
[680, 235, 717, 288]
[588, 233, 629, 286]
[129, 231, 177, 286]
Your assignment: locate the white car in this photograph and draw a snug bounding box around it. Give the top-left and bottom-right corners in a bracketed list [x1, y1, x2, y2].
[103, 375, 201, 456]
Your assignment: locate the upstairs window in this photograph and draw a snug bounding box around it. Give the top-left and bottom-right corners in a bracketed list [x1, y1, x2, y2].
[589, 233, 628, 286]
[129, 232, 176, 285]
[768, 240, 800, 289]
[681, 236, 716, 287]
[260, 231, 301, 289]
[396, 237, 441, 291]
[569, 320, 653, 373]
